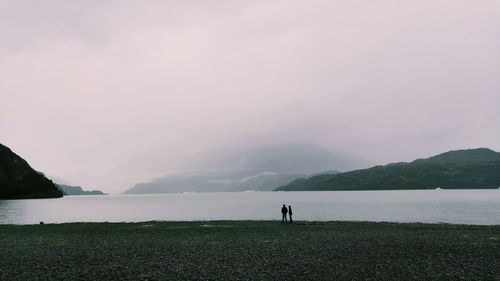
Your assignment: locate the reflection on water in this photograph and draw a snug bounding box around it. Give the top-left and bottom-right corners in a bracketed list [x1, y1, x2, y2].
[0, 200, 27, 223]
[0, 190, 499, 225]
[0, 200, 9, 221]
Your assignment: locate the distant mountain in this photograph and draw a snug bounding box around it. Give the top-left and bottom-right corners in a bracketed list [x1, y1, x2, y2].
[0, 143, 63, 199]
[125, 171, 344, 194]
[125, 172, 305, 194]
[56, 184, 107, 196]
[124, 143, 349, 194]
[276, 148, 500, 191]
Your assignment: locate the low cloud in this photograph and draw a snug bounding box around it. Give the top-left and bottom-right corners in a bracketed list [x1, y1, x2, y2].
[1, 0, 499, 192]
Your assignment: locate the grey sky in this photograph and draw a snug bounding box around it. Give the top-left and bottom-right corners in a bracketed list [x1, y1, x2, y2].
[1, 1, 499, 193]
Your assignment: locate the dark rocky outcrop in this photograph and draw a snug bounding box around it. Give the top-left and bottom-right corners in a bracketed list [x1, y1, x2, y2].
[0, 143, 63, 199]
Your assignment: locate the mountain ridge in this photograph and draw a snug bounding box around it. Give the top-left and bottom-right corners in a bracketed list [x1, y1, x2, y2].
[56, 184, 107, 196]
[276, 148, 500, 191]
[0, 143, 63, 199]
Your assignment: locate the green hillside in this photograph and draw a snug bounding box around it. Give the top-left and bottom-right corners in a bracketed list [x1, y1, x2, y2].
[276, 148, 500, 191]
[0, 143, 63, 199]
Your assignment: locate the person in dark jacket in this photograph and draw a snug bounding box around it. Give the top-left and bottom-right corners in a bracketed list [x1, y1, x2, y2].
[288, 205, 293, 223]
[281, 204, 288, 224]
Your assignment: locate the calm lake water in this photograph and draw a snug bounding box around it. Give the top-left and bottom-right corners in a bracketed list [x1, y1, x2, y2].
[1, 190, 499, 225]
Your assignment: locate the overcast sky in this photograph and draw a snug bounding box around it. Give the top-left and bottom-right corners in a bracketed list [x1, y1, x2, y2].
[1, 1, 499, 193]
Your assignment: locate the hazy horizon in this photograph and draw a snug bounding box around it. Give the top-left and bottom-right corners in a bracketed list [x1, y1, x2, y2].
[1, 1, 499, 193]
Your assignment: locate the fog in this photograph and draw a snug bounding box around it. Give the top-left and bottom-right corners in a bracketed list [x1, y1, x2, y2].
[1, 1, 499, 193]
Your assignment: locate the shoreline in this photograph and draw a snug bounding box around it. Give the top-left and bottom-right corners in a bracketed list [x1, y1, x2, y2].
[2, 219, 500, 227]
[1, 220, 499, 280]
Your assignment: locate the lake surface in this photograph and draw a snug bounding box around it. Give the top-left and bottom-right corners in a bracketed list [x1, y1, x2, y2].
[1, 190, 499, 225]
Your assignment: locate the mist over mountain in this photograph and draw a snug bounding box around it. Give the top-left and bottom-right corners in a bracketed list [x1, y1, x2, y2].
[187, 143, 362, 174]
[1, 1, 499, 194]
[125, 172, 306, 194]
[277, 148, 500, 191]
[124, 143, 352, 194]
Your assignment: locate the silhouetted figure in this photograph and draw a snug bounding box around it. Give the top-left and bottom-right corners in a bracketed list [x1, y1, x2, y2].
[281, 204, 288, 223]
[288, 205, 293, 224]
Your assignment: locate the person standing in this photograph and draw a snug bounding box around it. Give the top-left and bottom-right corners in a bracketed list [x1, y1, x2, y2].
[288, 205, 293, 224]
[281, 204, 288, 224]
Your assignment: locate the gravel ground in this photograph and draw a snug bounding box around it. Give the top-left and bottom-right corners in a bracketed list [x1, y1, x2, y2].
[0, 221, 499, 281]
